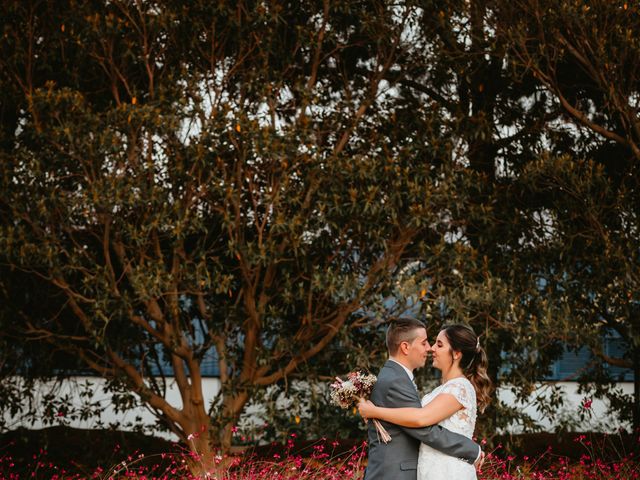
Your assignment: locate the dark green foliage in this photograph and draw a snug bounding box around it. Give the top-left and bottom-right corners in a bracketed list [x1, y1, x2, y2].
[1, 0, 639, 456]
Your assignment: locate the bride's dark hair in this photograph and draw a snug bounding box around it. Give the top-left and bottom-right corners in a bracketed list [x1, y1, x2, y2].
[442, 323, 493, 413]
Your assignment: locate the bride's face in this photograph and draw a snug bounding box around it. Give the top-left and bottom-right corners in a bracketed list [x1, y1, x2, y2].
[431, 330, 457, 371]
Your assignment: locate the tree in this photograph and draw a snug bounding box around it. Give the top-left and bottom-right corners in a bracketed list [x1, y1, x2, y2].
[3, 3, 638, 470]
[371, 0, 575, 435]
[369, 0, 639, 435]
[495, 0, 640, 431]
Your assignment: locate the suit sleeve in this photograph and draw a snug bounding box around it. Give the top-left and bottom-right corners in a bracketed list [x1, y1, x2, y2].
[385, 379, 480, 464]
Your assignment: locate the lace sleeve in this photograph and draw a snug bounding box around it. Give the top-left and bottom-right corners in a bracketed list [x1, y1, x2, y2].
[440, 378, 475, 411]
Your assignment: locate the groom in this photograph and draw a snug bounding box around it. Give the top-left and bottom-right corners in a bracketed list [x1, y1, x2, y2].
[364, 317, 483, 479]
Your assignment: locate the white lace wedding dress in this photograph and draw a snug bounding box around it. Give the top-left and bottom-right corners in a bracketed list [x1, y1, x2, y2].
[417, 377, 477, 480]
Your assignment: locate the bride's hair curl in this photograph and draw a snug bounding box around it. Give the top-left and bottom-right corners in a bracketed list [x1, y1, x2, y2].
[442, 323, 493, 413]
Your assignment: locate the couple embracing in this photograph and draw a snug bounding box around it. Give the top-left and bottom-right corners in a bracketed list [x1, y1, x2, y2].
[358, 317, 492, 480]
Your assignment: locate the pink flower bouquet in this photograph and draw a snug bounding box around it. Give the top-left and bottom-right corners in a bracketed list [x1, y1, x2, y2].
[330, 370, 391, 443]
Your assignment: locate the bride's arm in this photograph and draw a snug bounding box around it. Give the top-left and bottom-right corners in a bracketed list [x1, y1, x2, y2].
[358, 394, 463, 428]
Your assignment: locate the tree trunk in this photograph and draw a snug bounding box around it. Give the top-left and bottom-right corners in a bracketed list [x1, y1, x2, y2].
[217, 390, 250, 450]
[179, 403, 218, 477]
[186, 429, 217, 478]
[181, 400, 248, 478]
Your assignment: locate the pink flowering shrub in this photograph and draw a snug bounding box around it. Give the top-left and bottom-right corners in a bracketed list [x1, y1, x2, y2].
[1, 432, 639, 479]
[479, 450, 640, 480]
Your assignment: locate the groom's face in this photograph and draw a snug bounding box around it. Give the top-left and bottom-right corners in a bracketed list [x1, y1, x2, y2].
[405, 327, 430, 370]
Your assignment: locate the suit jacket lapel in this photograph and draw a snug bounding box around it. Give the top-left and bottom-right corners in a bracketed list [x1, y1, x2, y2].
[383, 360, 419, 400]
[384, 359, 411, 381]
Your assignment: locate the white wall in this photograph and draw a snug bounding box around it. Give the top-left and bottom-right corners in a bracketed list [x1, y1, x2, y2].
[3, 377, 633, 439]
[496, 381, 634, 433]
[2, 376, 221, 440]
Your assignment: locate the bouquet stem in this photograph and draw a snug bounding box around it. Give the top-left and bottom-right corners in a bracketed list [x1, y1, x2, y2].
[372, 419, 391, 444]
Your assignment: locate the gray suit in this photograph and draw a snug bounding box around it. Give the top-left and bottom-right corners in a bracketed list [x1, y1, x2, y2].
[364, 360, 480, 479]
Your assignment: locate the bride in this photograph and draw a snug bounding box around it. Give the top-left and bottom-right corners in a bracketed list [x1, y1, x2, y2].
[359, 324, 492, 480]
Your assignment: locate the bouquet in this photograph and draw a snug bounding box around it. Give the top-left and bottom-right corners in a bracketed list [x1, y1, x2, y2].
[329, 370, 391, 443]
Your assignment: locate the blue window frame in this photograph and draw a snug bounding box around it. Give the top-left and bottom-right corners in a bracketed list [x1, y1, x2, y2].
[548, 334, 634, 381]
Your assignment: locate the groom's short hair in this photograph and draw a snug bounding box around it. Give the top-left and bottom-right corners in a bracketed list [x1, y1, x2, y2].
[386, 317, 427, 355]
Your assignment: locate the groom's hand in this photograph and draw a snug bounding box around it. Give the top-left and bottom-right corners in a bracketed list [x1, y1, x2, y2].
[474, 450, 485, 472]
[357, 397, 375, 421]
[357, 397, 366, 422]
